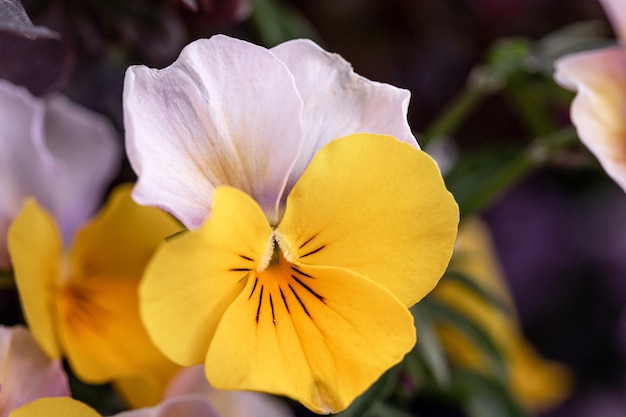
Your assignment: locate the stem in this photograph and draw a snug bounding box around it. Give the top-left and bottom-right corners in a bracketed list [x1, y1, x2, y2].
[421, 67, 502, 147]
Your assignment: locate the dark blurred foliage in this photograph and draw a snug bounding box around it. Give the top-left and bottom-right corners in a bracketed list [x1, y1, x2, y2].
[2, 1, 626, 416]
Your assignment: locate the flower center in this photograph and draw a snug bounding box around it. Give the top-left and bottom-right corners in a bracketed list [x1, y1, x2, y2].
[256, 231, 295, 272]
[248, 238, 325, 326]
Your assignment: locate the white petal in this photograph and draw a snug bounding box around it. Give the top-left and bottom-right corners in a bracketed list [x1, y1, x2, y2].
[124, 35, 304, 228]
[601, 0, 626, 46]
[0, 325, 70, 416]
[0, 81, 120, 268]
[163, 366, 293, 417]
[43, 95, 121, 243]
[112, 395, 219, 417]
[271, 39, 418, 192]
[0, 80, 57, 269]
[554, 47, 626, 192]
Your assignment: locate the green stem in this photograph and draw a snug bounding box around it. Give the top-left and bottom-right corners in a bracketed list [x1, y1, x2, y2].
[421, 67, 502, 147]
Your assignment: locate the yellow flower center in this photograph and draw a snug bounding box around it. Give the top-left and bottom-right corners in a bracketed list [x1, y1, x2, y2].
[251, 251, 325, 326]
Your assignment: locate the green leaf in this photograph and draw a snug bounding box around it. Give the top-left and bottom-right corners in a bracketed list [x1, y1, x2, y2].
[251, 0, 321, 47]
[418, 299, 509, 383]
[451, 370, 527, 417]
[369, 403, 418, 417]
[411, 303, 451, 387]
[444, 144, 529, 218]
[335, 367, 397, 417]
[486, 38, 533, 84]
[442, 270, 513, 315]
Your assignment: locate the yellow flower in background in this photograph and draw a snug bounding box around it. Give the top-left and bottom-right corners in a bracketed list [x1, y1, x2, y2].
[7, 184, 181, 407]
[432, 219, 571, 412]
[8, 396, 219, 417]
[9, 398, 100, 417]
[554, 0, 626, 192]
[140, 134, 459, 414]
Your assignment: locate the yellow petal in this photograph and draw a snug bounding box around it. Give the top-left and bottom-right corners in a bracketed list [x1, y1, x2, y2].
[9, 397, 100, 417]
[70, 184, 182, 279]
[140, 186, 273, 366]
[57, 184, 181, 384]
[506, 337, 571, 411]
[434, 218, 571, 411]
[277, 133, 459, 307]
[115, 363, 180, 409]
[205, 257, 416, 414]
[7, 199, 62, 359]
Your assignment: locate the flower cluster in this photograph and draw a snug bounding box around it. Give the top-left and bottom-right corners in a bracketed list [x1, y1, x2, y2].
[9, 0, 620, 410]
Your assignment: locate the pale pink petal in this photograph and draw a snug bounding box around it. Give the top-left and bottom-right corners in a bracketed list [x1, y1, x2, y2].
[43, 95, 121, 243]
[163, 366, 293, 417]
[0, 80, 57, 269]
[270, 39, 418, 193]
[112, 395, 219, 417]
[601, 0, 626, 46]
[0, 325, 70, 417]
[124, 35, 304, 228]
[0, 80, 120, 268]
[554, 47, 626, 192]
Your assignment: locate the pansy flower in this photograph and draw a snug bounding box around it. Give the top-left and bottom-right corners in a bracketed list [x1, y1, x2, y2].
[0, 79, 119, 270]
[0, 325, 69, 417]
[554, 0, 626, 192]
[7, 185, 181, 406]
[125, 35, 459, 413]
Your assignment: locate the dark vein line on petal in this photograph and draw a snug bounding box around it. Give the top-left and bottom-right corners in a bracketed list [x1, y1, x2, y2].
[256, 285, 264, 324]
[292, 275, 325, 303]
[291, 265, 314, 278]
[279, 286, 290, 314]
[230, 268, 251, 272]
[239, 254, 254, 261]
[300, 245, 325, 258]
[248, 277, 258, 300]
[289, 284, 311, 318]
[298, 234, 317, 249]
[270, 293, 276, 325]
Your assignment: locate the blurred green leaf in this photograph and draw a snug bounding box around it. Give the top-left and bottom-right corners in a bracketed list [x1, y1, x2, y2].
[451, 370, 527, 417]
[445, 144, 528, 219]
[335, 367, 397, 417]
[251, 0, 321, 47]
[369, 403, 417, 417]
[443, 270, 513, 315]
[419, 299, 508, 383]
[486, 38, 533, 84]
[411, 303, 451, 387]
[445, 127, 577, 218]
[505, 80, 559, 137]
